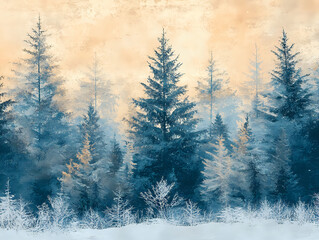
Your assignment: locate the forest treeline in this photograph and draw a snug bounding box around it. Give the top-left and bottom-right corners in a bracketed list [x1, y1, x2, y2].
[0, 17, 319, 217]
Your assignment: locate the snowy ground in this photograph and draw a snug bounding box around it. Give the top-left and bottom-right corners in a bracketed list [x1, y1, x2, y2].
[1, 221, 318, 240]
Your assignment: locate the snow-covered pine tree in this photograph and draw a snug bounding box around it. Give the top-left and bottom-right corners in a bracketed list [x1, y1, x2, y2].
[0, 180, 32, 230]
[196, 53, 223, 138]
[65, 133, 99, 213]
[140, 178, 183, 219]
[109, 136, 124, 176]
[48, 192, 74, 230]
[266, 30, 312, 201]
[183, 200, 202, 226]
[211, 113, 232, 151]
[305, 72, 319, 196]
[0, 75, 13, 158]
[248, 45, 264, 118]
[0, 180, 17, 229]
[12, 17, 71, 206]
[105, 189, 134, 227]
[79, 103, 107, 166]
[201, 136, 234, 208]
[232, 115, 261, 205]
[80, 54, 118, 139]
[0, 76, 19, 192]
[62, 104, 111, 212]
[272, 130, 298, 203]
[231, 116, 252, 204]
[248, 160, 261, 206]
[268, 30, 311, 121]
[129, 30, 202, 204]
[196, 53, 240, 138]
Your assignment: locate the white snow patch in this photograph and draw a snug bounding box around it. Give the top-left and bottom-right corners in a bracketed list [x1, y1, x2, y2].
[0, 221, 318, 240]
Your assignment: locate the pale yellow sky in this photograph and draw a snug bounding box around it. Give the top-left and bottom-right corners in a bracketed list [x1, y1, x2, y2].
[1, 0, 319, 120]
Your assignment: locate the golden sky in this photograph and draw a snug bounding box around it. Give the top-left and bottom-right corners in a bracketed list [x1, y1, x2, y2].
[1, 0, 319, 119]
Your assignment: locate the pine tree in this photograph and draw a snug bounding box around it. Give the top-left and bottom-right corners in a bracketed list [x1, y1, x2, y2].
[62, 104, 110, 212]
[79, 103, 107, 165]
[232, 115, 261, 205]
[0, 180, 32, 230]
[231, 116, 252, 204]
[196, 53, 224, 137]
[85, 54, 117, 115]
[266, 30, 312, 201]
[211, 113, 232, 151]
[201, 136, 233, 207]
[268, 30, 311, 120]
[0, 76, 15, 191]
[196, 53, 240, 138]
[248, 45, 264, 118]
[272, 130, 298, 203]
[105, 189, 134, 227]
[80, 54, 118, 140]
[248, 160, 261, 206]
[61, 133, 98, 213]
[12, 17, 71, 206]
[129, 30, 202, 204]
[109, 136, 124, 176]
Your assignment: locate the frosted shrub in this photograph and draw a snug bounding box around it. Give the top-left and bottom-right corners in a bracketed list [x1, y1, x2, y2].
[36, 203, 51, 231]
[293, 200, 314, 224]
[141, 178, 183, 220]
[183, 200, 202, 226]
[82, 208, 105, 229]
[272, 200, 291, 223]
[238, 205, 257, 224]
[14, 199, 34, 230]
[258, 200, 273, 221]
[0, 180, 33, 230]
[49, 193, 74, 230]
[313, 193, 319, 219]
[0, 182, 19, 229]
[219, 206, 242, 223]
[105, 190, 135, 227]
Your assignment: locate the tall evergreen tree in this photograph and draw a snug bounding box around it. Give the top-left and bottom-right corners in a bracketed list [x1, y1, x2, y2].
[61, 133, 99, 213]
[80, 54, 118, 140]
[12, 17, 71, 206]
[266, 30, 312, 201]
[129, 30, 202, 205]
[109, 136, 124, 176]
[211, 113, 232, 151]
[0, 76, 14, 186]
[248, 45, 264, 118]
[196, 53, 223, 137]
[0, 76, 26, 193]
[79, 104, 107, 165]
[74, 103, 110, 210]
[232, 115, 262, 205]
[272, 130, 298, 203]
[196, 53, 240, 137]
[268, 30, 311, 120]
[201, 136, 233, 208]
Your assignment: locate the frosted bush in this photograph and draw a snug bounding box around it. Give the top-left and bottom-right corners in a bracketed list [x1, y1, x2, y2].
[82, 208, 105, 229]
[105, 190, 135, 227]
[293, 200, 314, 224]
[0, 181, 34, 230]
[313, 193, 319, 219]
[36, 203, 51, 231]
[14, 199, 34, 230]
[219, 206, 241, 223]
[183, 200, 202, 226]
[258, 200, 273, 221]
[140, 178, 183, 220]
[272, 200, 292, 223]
[49, 193, 74, 230]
